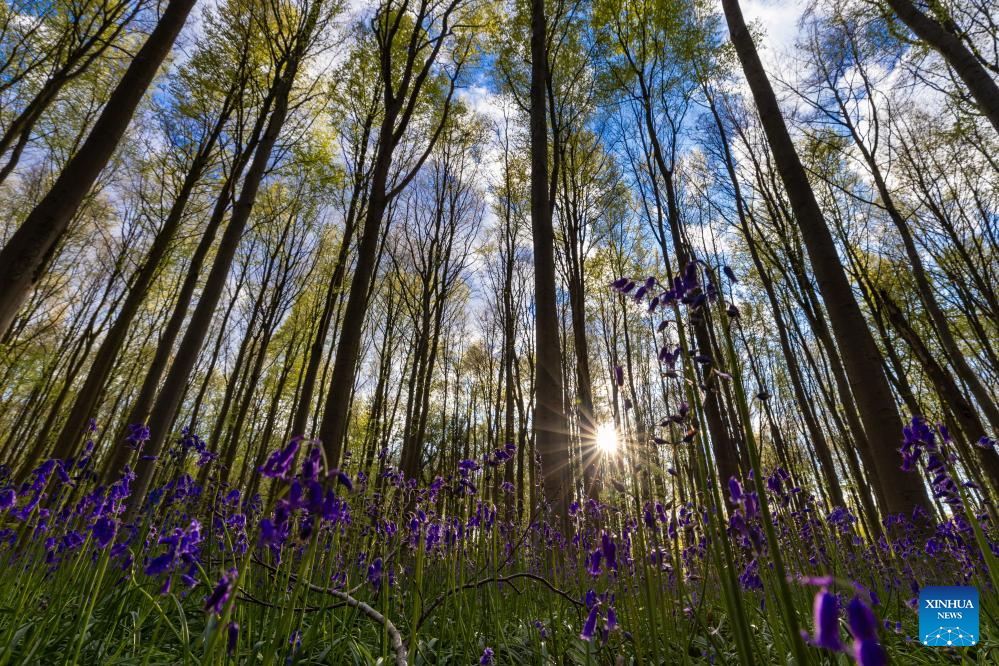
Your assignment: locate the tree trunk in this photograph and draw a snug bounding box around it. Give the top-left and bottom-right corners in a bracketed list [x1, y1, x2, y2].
[0, 0, 199, 336]
[314, 1, 460, 467]
[828, 82, 999, 432]
[878, 290, 999, 493]
[529, 0, 569, 519]
[289, 105, 373, 437]
[884, 0, 999, 133]
[50, 112, 228, 461]
[721, 0, 931, 516]
[124, 49, 301, 518]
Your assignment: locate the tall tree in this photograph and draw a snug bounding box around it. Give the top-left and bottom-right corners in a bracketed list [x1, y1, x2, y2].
[289, 45, 381, 438]
[0, 0, 199, 337]
[396, 111, 483, 480]
[883, 0, 999, 132]
[529, 0, 569, 517]
[0, 0, 143, 184]
[720, 0, 932, 516]
[47, 35, 247, 461]
[125, 0, 331, 516]
[315, 0, 475, 468]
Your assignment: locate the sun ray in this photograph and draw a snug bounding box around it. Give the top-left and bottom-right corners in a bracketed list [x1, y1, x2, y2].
[595, 422, 618, 455]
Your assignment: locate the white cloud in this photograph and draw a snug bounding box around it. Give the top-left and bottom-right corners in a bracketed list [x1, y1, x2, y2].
[734, 0, 809, 68]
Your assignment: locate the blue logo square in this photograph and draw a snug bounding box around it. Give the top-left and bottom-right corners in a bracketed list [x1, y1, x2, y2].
[919, 586, 979, 646]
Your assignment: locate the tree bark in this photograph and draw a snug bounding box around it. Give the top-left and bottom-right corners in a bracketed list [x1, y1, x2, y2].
[878, 290, 999, 493]
[315, 0, 462, 468]
[528, 0, 569, 519]
[50, 109, 229, 461]
[124, 39, 304, 518]
[721, 0, 932, 516]
[884, 0, 999, 133]
[0, 0, 199, 336]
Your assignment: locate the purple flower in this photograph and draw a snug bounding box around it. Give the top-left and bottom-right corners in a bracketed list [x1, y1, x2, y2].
[260, 437, 301, 479]
[580, 605, 600, 641]
[533, 620, 548, 638]
[205, 568, 237, 614]
[92, 516, 117, 548]
[227, 622, 239, 655]
[812, 589, 843, 651]
[610, 277, 629, 290]
[601, 532, 617, 572]
[125, 423, 150, 450]
[479, 647, 494, 664]
[587, 549, 602, 577]
[854, 639, 887, 666]
[336, 470, 353, 491]
[367, 557, 383, 592]
[302, 445, 322, 481]
[457, 459, 480, 477]
[846, 596, 878, 642]
[62, 530, 85, 552]
[0, 488, 15, 511]
[658, 345, 681, 369]
[728, 477, 743, 504]
[144, 519, 202, 581]
[145, 553, 173, 576]
[847, 596, 885, 666]
[739, 559, 763, 591]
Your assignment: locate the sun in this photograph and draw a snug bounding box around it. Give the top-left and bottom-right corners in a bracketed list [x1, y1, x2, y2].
[595, 422, 619, 455]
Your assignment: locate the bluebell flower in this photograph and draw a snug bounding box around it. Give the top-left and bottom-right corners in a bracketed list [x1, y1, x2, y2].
[260, 438, 301, 479]
[301, 445, 322, 481]
[580, 605, 600, 641]
[367, 557, 383, 592]
[533, 619, 548, 638]
[587, 549, 602, 577]
[125, 423, 150, 450]
[812, 589, 843, 651]
[205, 568, 237, 615]
[336, 470, 353, 491]
[0, 488, 14, 511]
[601, 532, 617, 572]
[847, 596, 885, 666]
[92, 516, 116, 548]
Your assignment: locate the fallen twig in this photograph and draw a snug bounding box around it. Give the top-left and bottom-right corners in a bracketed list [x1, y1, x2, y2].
[252, 556, 408, 665]
[415, 571, 583, 633]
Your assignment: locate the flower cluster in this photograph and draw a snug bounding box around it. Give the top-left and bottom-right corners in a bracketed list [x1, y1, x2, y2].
[899, 417, 963, 508]
[808, 587, 887, 666]
[579, 589, 617, 644]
